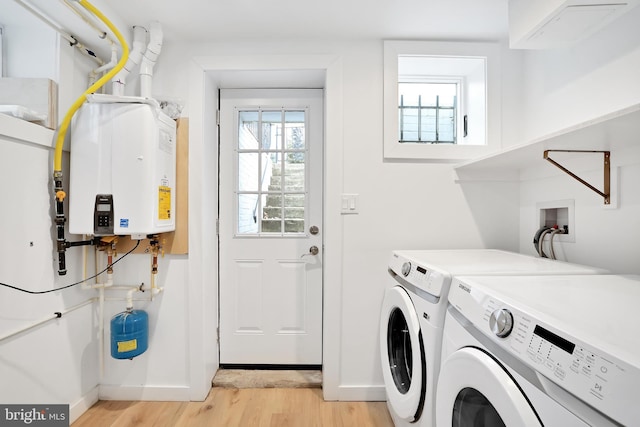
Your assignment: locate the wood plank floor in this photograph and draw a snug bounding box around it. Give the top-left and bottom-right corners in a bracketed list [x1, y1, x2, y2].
[72, 388, 394, 427]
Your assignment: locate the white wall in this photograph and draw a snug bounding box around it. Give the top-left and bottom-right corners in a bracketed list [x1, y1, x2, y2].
[0, 2, 173, 419]
[0, 122, 99, 422]
[149, 39, 521, 399]
[0, 1, 58, 81]
[517, 6, 640, 272]
[0, 6, 102, 421]
[520, 6, 640, 142]
[18, 0, 638, 415]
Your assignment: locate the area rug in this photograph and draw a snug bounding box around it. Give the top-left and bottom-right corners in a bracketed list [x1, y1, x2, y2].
[212, 369, 322, 389]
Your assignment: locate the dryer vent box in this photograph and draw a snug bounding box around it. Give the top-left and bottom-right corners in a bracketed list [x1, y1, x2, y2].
[69, 96, 176, 236]
[509, 0, 640, 49]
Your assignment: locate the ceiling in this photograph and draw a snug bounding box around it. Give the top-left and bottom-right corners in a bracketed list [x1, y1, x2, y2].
[3, 0, 508, 61]
[103, 0, 509, 41]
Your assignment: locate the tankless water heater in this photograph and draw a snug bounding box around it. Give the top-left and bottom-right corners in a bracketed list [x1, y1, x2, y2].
[69, 95, 176, 236]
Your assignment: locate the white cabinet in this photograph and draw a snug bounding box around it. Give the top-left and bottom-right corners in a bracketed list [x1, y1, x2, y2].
[509, 0, 640, 49]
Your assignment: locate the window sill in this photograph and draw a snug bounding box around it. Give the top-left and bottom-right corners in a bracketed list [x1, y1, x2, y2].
[384, 141, 497, 162]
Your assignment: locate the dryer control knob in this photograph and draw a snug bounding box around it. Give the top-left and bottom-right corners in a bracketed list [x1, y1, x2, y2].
[401, 262, 411, 277]
[489, 309, 513, 338]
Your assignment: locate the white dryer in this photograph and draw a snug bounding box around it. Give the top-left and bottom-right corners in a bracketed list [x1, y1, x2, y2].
[437, 274, 640, 427]
[379, 250, 607, 427]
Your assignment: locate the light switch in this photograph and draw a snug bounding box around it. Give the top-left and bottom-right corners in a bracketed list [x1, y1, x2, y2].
[341, 194, 359, 214]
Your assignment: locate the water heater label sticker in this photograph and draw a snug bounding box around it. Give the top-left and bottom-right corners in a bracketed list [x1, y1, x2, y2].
[120, 219, 129, 228]
[159, 186, 171, 220]
[117, 339, 138, 353]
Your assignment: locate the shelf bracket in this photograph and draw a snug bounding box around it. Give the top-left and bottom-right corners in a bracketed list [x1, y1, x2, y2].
[543, 150, 610, 205]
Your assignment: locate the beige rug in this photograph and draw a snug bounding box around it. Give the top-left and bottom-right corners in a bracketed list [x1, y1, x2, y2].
[212, 369, 322, 389]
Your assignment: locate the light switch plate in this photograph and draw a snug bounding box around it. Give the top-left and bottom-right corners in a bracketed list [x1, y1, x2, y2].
[341, 194, 359, 215]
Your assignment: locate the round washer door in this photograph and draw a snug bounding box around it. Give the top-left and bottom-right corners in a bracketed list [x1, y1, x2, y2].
[436, 347, 542, 427]
[379, 286, 425, 422]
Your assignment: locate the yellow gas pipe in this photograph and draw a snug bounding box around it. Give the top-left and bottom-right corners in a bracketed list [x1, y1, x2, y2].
[53, 0, 129, 176]
[52, 0, 129, 274]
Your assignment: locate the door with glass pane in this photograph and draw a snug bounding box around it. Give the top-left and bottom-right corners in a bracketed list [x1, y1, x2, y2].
[219, 89, 323, 365]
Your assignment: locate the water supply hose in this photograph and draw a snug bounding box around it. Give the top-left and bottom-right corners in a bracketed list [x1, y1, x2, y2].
[52, 0, 130, 275]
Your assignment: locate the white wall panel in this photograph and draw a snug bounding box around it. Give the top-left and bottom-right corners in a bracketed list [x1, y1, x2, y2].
[518, 5, 640, 273]
[154, 39, 520, 395]
[0, 128, 97, 423]
[520, 6, 640, 142]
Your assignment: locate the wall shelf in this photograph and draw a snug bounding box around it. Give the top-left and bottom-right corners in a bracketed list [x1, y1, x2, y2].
[454, 103, 640, 182]
[0, 113, 55, 149]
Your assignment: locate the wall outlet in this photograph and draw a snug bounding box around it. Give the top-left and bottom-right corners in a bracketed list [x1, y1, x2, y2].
[536, 199, 575, 243]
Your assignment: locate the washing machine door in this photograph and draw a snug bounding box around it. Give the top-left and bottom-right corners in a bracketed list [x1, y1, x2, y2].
[436, 347, 542, 427]
[380, 286, 425, 422]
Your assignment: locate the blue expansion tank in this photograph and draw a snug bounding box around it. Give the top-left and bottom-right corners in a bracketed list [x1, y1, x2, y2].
[110, 309, 149, 359]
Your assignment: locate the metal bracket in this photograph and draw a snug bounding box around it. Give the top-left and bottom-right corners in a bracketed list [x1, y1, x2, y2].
[543, 150, 610, 205]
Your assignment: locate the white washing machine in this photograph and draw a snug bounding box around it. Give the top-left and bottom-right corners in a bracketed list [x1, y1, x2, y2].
[437, 274, 640, 427]
[379, 249, 607, 427]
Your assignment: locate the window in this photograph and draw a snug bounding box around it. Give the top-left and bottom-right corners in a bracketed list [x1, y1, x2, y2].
[236, 108, 307, 236]
[384, 41, 501, 161]
[398, 81, 460, 143]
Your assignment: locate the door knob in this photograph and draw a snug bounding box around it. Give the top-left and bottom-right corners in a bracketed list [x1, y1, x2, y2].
[301, 245, 319, 258]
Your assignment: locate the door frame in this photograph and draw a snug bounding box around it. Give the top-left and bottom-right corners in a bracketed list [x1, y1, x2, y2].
[188, 54, 344, 400]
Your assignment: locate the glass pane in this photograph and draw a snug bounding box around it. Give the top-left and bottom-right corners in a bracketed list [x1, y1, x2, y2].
[421, 109, 436, 142]
[438, 94, 456, 108]
[453, 388, 506, 427]
[238, 111, 259, 149]
[387, 308, 412, 394]
[261, 153, 275, 192]
[399, 89, 419, 107]
[438, 109, 455, 142]
[237, 193, 259, 234]
[285, 111, 305, 150]
[262, 111, 282, 150]
[238, 153, 259, 191]
[283, 194, 305, 233]
[261, 192, 282, 233]
[284, 153, 305, 192]
[399, 108, 418, 141]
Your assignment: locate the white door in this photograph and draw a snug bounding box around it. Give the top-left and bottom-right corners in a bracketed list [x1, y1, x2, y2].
[219, 89, 323, 365]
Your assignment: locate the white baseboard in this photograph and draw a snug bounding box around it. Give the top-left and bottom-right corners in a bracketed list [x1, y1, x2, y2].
[69, 386, 100, 424]
[337, 385, 386, 401]
[99, 385, 192, 401]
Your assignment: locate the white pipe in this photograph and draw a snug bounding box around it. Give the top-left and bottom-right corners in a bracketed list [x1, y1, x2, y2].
[14, 0, 105, 65]
[112, 26, 147, 96]
[0, 298, 97, 343]
[139, 21, 163, 98]
[99, 287, 104, 381]
[89, 43, 117, 87]
[61, 0, 118, 46]
[62, 0, 117, 45]
[104, 288, 163, 304]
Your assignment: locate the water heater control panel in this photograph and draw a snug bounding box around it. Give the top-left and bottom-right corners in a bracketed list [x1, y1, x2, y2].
[94, 194, 114, 235]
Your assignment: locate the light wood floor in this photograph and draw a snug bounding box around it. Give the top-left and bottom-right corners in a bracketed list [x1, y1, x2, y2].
[72, 387, 394, 426]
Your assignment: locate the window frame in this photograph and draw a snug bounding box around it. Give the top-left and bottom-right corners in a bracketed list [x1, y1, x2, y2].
[383, 40, 502, 161]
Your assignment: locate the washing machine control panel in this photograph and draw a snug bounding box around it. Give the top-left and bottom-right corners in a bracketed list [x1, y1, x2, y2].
[389, 253, 449, 298]
[401, 262, 411, 277]
[489, 308, 513, 338]
[449, 278, 638, 427]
